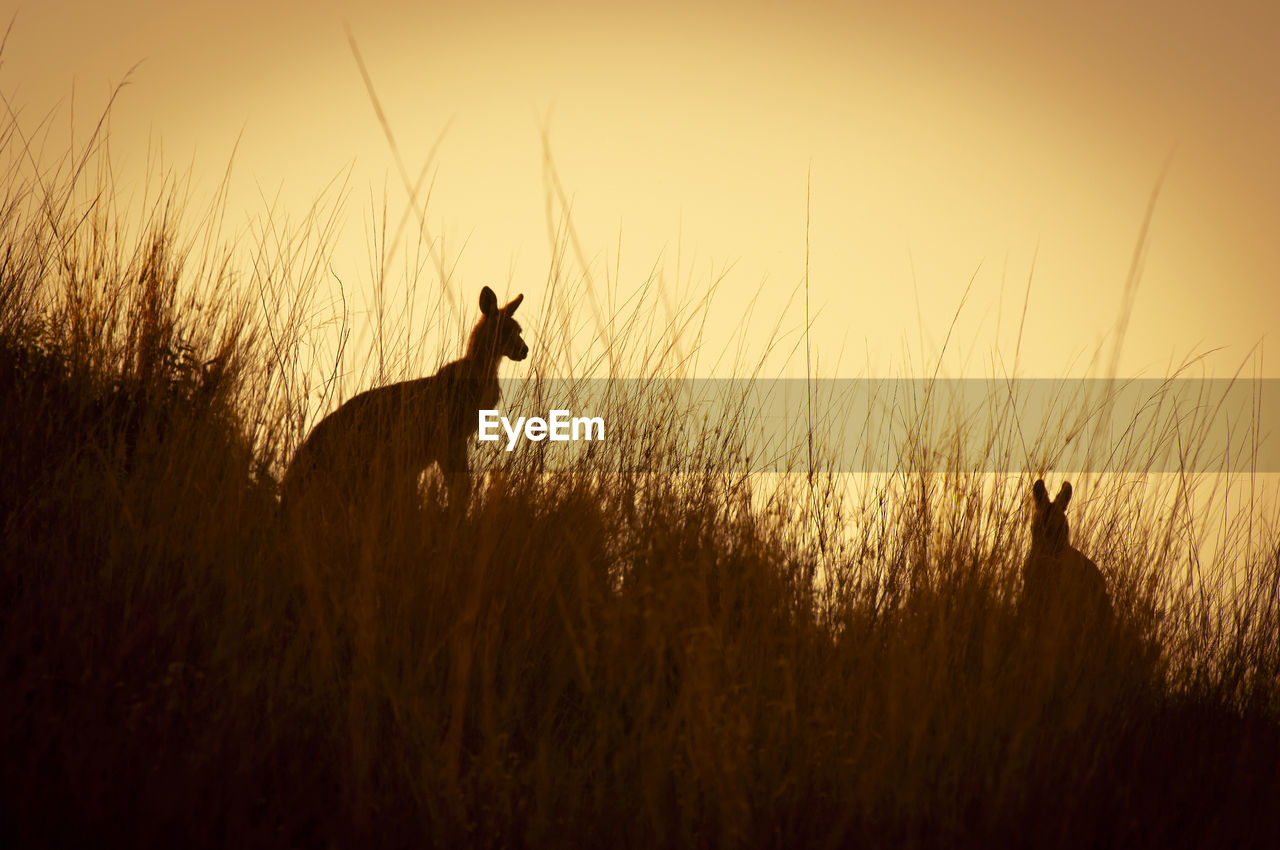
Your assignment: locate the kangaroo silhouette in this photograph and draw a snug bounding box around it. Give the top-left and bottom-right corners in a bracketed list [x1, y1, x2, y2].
[281, 286, 528, 517]
[1022, 479, 1111, 633]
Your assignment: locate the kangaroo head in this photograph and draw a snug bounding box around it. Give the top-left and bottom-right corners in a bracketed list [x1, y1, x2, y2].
[1029, 478, 1073, 556]
[469, 285, 529, 363]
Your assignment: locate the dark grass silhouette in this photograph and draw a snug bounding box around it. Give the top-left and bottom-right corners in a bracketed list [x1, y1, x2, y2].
[2, 105, 1279, 849]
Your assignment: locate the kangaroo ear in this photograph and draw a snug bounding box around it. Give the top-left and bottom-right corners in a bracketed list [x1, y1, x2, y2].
[1032, 479, 1049, 508]
[502, 293, 524, 315]
[479, 286, 498, 315]
[1054, 481, 1073, 510]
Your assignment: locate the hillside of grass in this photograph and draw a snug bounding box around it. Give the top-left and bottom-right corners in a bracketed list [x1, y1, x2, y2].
[2, 109, 1279, 848]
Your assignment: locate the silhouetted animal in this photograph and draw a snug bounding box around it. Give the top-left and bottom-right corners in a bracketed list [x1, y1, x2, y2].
[280, 286, 528, 517]
[1022, 479, 1111, 632]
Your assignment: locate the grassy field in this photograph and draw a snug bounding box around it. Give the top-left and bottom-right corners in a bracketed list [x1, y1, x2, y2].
[2, 104, 1279, 848]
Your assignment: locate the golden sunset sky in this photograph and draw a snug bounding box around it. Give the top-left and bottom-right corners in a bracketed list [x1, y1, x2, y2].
[7, 0, 1278, 379]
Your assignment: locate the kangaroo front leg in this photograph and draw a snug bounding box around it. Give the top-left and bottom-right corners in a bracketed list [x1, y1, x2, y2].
[442, 440, 471, 510]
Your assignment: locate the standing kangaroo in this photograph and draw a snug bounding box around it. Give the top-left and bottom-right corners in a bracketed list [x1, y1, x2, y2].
[281, 286, 528, 517]
[1022, 479, 1111, 632]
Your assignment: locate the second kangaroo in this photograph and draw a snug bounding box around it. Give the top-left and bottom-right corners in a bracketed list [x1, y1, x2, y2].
[281, 285, 528, 515]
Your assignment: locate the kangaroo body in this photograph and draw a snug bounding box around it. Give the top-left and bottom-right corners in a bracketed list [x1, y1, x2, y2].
[281, 286, 527, 516]
[1021, 479, 1111, 630]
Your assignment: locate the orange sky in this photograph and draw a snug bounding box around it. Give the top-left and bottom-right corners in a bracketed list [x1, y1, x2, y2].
[6, 0, 1279, 379]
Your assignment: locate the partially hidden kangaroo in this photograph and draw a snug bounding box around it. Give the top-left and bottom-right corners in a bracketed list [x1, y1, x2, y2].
[1022, 479, 1111, 632]
[281, 286, 528, 517]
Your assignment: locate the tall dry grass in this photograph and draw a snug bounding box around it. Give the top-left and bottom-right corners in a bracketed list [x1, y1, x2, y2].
[2, 88, 1279, 849]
